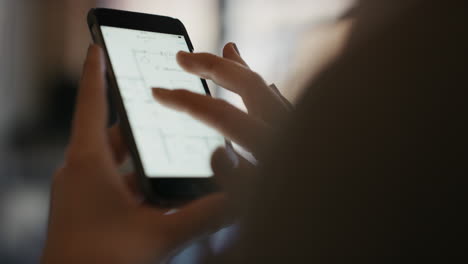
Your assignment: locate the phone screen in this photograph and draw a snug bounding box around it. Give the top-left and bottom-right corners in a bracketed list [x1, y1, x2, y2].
[100, 26, 224, 178]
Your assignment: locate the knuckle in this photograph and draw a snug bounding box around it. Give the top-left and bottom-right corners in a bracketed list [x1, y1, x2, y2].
[248, 70, 266, 85]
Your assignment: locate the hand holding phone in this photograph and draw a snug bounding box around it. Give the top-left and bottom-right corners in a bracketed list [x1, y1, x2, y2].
[42, 41, 288, 264]
[87, 8, 291, 205]
[88, 9, 233, 205]
[43, 8, 291, 263]
[42, 45, 228, 264]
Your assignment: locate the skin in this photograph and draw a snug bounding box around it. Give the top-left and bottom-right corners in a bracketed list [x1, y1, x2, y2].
[41, 43, 290, 263]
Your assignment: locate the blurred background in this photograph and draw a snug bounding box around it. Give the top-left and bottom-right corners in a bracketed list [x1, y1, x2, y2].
[0, 0, 355, 263]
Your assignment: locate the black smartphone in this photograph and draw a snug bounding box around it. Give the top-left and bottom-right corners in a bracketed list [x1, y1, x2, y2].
[87, 8, 230, 206]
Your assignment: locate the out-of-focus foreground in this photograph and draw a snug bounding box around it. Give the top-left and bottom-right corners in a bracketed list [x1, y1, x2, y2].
[0, 0, 353, 263]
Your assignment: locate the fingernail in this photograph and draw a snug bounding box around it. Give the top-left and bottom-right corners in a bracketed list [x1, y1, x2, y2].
[177, 50, 190, 58]
[232, 43, 241, 56]
[176, 51, 191, 65]
[152, 88, 171, 97]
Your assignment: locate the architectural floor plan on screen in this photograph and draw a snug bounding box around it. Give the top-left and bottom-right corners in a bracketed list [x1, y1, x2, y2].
[102, 26, 224, 177]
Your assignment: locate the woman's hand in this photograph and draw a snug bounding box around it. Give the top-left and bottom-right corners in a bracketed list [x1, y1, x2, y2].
[153, 43, 292, 156]
[175, 43, 291, 125]
[41, 45, 228, 264]
[152, 43, 293, 208]
[42, 43, 290, 264]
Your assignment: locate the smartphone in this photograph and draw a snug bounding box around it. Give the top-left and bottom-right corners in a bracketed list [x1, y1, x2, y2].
[87, 8, 230, 206]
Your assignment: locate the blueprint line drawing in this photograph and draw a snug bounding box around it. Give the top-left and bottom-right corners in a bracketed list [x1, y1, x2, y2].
[103, 26, 224, 176]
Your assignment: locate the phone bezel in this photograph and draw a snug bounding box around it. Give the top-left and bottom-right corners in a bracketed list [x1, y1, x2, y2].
[87, 8, 222, 205]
